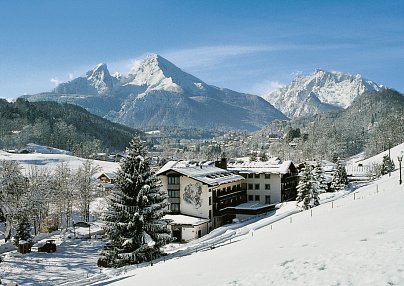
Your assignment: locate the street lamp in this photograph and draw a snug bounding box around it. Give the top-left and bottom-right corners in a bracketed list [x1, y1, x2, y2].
[388, 138, 391, 177]
[398, 151, 403, 185]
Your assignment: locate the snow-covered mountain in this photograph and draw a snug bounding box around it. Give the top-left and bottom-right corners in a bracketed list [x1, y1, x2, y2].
[263, 69, 383, 119]
[54, 63, 119, 95]
[23, 54, 287, 131]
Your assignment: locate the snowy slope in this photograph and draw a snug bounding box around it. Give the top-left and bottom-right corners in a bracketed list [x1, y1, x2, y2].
[346, 142, 404, 173]
[23, 54, 287, 131]
[1, 169, 404, 285]
[264, 69, 383, 118]
[100, 173, 404, 286]
[0, 150, 118, 176]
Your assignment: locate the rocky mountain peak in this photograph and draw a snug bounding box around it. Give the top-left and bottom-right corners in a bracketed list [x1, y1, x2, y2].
[125, 54, 208, 95]
[263, 69, 383, 119]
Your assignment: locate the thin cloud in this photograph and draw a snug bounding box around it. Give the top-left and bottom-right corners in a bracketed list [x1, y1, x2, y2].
[249, 80, 285, 96]
[107, 43, 354, 76]
[50, 78, 60, 86]
[160, 45, 277, 70]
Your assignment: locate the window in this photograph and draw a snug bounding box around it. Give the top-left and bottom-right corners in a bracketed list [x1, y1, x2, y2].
[255, 195, 260, 201]
[209, 210, 212, 219]
[170, 203, 180, 213]
[265, 174, 271, 179]
[248, 174, 254, 179]
[265, 195, 271, 204]
[248, 195, 254, 201]
[265, 184, 271, 190]
[248, 184, 253, 190]
[209, 196, 212, 205]
[254, 174, 260, 179]
[168, 190, 180, 198]
[255, 184, 260, 190]
[168, 176, 179, 185]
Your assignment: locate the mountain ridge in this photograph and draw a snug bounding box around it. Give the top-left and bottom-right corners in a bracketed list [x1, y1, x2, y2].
[263, 69, 383, 119]
[23, 54, 288, 131]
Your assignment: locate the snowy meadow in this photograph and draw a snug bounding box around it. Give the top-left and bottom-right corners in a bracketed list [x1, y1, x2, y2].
[1, 169, 404, 285]
[1, 146, 404, 285]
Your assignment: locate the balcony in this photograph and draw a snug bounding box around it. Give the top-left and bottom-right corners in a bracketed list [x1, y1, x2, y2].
[213, 190, 246, 203]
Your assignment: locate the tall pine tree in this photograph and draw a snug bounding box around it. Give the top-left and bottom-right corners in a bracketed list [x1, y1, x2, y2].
[296, 163, 319, 210]
[14, 213, 32, 246]
[312, 161, 328, 193]
[101, 137, 171, 267]
[331, 158, 348, 192]
[381, 154, 395, 175]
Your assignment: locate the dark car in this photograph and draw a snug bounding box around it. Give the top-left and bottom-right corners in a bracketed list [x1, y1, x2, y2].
[38, 240, 56, 253]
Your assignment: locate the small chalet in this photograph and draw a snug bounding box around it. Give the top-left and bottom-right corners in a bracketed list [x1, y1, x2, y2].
[97, 172, 116, 192]
[98, 172, 116, 184]
[156, 161, 246, 242]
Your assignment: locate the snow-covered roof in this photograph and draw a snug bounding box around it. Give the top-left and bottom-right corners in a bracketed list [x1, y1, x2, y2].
[156, 160, 244, 186]
[232, 202, 276, 210]
[163, 214, 209, 226]
[98, 172, 116, 179]
[227, 160, 295, 175]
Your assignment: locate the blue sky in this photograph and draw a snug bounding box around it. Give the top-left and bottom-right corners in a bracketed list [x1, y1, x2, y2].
[1, 0, 403, 99]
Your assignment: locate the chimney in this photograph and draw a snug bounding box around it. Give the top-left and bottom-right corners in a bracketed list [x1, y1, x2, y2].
[215, 157, 228, 170]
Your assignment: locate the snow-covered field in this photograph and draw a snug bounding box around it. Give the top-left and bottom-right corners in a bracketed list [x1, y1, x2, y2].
[0, 149, 119, 176]
[1, 147, 404, 285]
[2, 170, 404, 285]
[91, 170, 402, 286]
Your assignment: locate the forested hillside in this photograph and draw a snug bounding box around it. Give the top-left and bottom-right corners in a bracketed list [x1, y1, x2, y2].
[265, 89, 404, 161]
[0, 99, 139, 155]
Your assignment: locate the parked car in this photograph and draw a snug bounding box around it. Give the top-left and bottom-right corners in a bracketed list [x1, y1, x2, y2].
[38, 240, 56, 253]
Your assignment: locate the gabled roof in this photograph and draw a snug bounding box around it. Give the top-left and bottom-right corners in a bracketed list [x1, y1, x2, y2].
[156, 160, 244, 186]
[227, 160, 295, 175]
[98, 172, 116, 179]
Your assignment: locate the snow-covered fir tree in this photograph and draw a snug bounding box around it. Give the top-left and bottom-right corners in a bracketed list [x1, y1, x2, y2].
[312, 160, 328, 193]
[381, 154, 395, 175]
[250, 151, 258, 162]
[331, 158, 348, 192]
[296, 163, 319, 210]
[259, 151, 268, 162]
[14, 214, 32, 246]
[101, 137, 171, 267]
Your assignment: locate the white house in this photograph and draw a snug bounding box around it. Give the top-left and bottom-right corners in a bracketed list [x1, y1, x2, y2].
[227, 158, 298, 205]
[156, 161, 246, 242]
